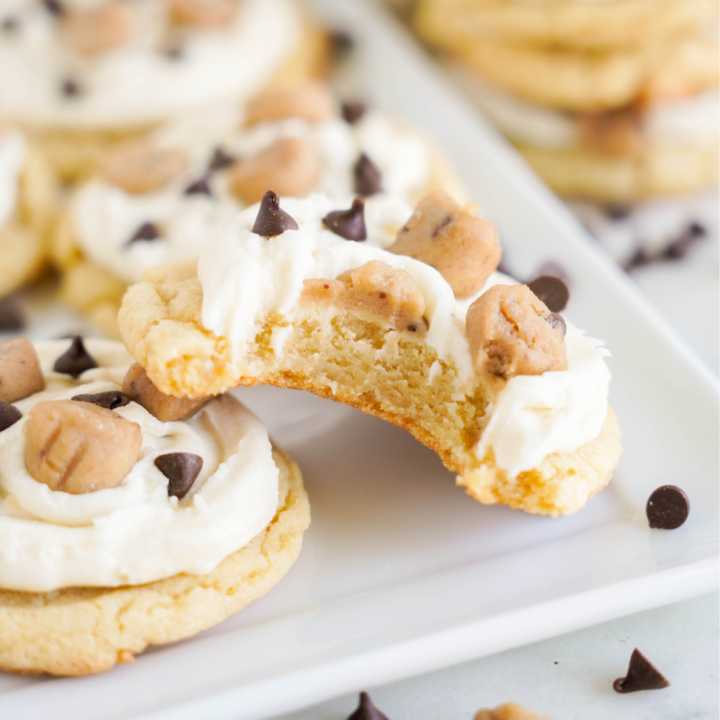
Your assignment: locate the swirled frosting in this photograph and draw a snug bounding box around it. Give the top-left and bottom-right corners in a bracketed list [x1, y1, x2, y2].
[0, 128, 25, 229]
[198, 193, 611, 477]
[0, 0, 300, 130]
[0, 340, 280, 592]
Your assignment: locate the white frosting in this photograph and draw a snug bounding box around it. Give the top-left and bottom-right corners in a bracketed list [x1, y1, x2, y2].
[0, 129, 25, 229]
[198, 193, 611, 477]
[0, 0, 300, 129]
[0, 340, 279, 592]
[72, 110, 432, 284]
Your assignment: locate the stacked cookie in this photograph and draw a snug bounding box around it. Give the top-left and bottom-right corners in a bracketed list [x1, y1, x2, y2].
[413, 0, 719, 201]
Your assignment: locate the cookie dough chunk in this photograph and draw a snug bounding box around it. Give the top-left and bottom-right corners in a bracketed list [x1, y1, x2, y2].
[170, 0, 240, 28]
[475, 703, 553, 720]
[0, 338, 45, 404]
[245, 82, 335, 126]
[64, 2, 134, 56]
[103, 142, 188, 194]
[23, 400, 142, 494]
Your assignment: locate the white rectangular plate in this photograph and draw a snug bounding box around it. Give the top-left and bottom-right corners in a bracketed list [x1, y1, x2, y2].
[1, 1, 717, 718]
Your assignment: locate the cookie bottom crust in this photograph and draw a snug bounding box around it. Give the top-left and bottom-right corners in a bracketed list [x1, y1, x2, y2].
[0, 448, 309, 677]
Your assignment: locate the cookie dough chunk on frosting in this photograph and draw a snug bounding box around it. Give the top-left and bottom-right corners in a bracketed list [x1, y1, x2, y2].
[0, 338, 309, 676]
[119, 192, 621, 517]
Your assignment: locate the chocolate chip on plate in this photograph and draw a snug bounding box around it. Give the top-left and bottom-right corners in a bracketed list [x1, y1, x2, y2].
[208, 147, 236, 172]
[43, 0, 64, 17]
[128, 221, 161, 244]
[53, 336, 98, 378]
[341, 100, 366, 125]
[252, 190, 299, 237]
[526, 274, 570, 313]
[346, 692, 390, 720]
[0, 295, 26, 331]
[184, 176, 213, 197]
[646, 485, 690, 529]
[155, 452, 204, 500]
[72, 391, 130, 410]
[323, 197, 367, 241]
[613, 649, 670, 693]
[354, 153, 383, 197]
[61, 77, 81, 98]
[0, 400, 22, 433]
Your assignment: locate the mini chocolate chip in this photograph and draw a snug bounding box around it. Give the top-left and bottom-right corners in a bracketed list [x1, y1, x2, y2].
[342, 101, 366, 124]
[646, 485, 690, 529]
[546, 312, 566, 337]
[689, 221, 706, 238]
[323, 197, 366, 241]
[613, 649, 670, 693]
[330, 29, 354, 63]
[184, 176, 212, 197]
[208, 147, 235, 172]
[0, 400, 22, 433]
[72, 391, 130, 410]
[43, 0, 64, 16]
[432, 214, 452, 238]
[1, 16, 19, 32]
[354, 153, 383, 197]
[604, 203, 631, 221]
[128, 222, 161, 244]
[526, 275, 570, 313]
[155, 452, 203, 500]
[346, 693, 390, 720]
[407, 324, 418, 332]
[252, 190, 299, 236]
[623, 247, 650, 273]
[61, 77, 81, 99]
[164, 44, 184, 60]
[0, 295, 26, 331]
[53, 336, 98, 378]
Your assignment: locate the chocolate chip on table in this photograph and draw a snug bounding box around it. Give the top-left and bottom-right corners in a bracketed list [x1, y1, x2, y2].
[252, 190, 299, 237]
[43, 0, 64, 17]
[354, 153, 383, 197]
[526, 275, 570, 313]
[323, 197, 367, 241]
[0, 400, 22, 433]
[613, 648, 670, 693]
[53, 336, 98, 378]
[128, 222, 161, 244]
[72, 391, 130, 410]
[61, 77, 81, 98]
[646, 485, 690, 529]
[0, 295, 26, 331]
[184, 176, 213, 196]
[155, 452, 203, 500]
[208, 147, 236, 172]
[341, 100, 366, 124]
[345, 692, 390, 720]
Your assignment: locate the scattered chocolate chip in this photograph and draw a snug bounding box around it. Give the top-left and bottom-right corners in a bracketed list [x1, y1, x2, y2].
[184, 176, 213, 197]
[0, 400, 22, 433]
[61, 77, 81, 99]
[623, 246, 650, 273]
[53, 336, 98, 379]
[208, 147, 235, 172]
[526, 275, 570, 313]
[346, 692, 390, 720]
[646, 485, 690, 529]
[354, 153, 383, 197]
[545, 312, 566, 337]
[43, 0, 64, 17]
[342, 101, 366, 124]
[604, 203, 631, 221]
[323, 197, 367, 241]
[0, 296, 26, 331]
[613, 649, 670, 693]
[72, 391, 130, 410]
[128, 222, 161, 244]
[330, 29, 354, 64]
[163, 44, 184, 60]
[155, 452, 203, 500]
[688, 221, 706, 238]
[252, 190, 299, 236]
[1, 16, 19, 32]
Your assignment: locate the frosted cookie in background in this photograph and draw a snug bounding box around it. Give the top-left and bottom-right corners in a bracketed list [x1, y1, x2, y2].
[52, 82, 466, 336]
[0, 0, 329, 182]
[0, 337, 309, 675]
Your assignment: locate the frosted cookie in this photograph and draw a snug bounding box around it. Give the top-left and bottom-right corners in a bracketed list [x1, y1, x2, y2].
[0, 337, 309, 676]
[52, 84, 465, 336]
[0, 0, 328, 181]
[0, 123, 58, 302]
[414, 0, 718, 52]
[118, 191, 622, 517]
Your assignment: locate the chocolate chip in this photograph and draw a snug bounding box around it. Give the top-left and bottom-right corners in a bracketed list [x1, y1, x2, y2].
[53, 336, 98, 379]
[0, 295, 26, 331]
[72, 391, 130, 410]
[1, 16, 19, 32]
[646, 485, 690, 529]
[128, 222, 161, 244]
[342, 101, 366, 124]
[252, 190, 299, 236]
[330, 29, 354, 63]
[323, 197, 367, 241]
[613, 649, 670, 693]
[184, 176, 212, 197]
[353, 154, 383, 197]
[61, 77, 81, 99]
[546, 312, 566, 337]
[346, 693, 390, 720]
[689, 221, 706, 238]
[208, 147, 236, 172]
[0, 400, 22, 433]
[604, 203, 631, 221]
[43, 0, 64, 17]
[163, 44, 184, 60]
[155, 452, 203, 500]
[526, 275, 570, 312]
[623, 246, 649, 273]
